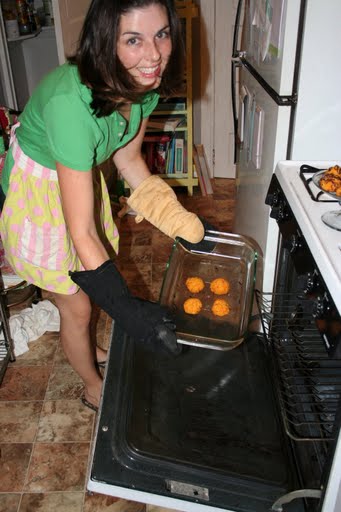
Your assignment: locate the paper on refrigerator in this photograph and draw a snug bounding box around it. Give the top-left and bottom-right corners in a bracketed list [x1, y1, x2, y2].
[251, 105, 265, 169]
[239, 85, 250, 144]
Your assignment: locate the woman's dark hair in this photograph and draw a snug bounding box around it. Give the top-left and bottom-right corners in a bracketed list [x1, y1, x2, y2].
[68, 0, 185, 117]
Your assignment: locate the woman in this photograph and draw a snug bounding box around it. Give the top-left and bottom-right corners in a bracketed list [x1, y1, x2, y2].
[0, 0, 204, 411]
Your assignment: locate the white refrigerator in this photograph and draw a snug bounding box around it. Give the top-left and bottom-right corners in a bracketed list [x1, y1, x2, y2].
[231, 0, 341, 293]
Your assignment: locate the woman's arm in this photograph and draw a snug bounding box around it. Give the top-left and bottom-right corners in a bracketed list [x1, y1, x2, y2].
[56, 162, 109, 270]
[114, 115, 204, 243]
[57, 115, 150, 269]
[113, 116, 151, 189]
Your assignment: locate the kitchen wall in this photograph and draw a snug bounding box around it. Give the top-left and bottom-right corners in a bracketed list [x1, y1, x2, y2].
[192, 0, 239, 179]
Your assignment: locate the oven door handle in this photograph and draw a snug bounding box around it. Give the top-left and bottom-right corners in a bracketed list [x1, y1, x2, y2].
[271, 489, 322, 511]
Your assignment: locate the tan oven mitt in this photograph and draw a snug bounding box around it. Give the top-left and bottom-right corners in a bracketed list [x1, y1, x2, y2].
[127, 175, 204, 243]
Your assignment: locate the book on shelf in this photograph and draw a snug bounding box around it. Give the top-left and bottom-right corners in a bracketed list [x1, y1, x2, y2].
[183, 138, 188, 173]
[154, 98, 186, 111]
[147, 116, 186, 131]
[174, 138, 184, 173]
[143, 134, 171, 174]
[142, 130, 188, 175]
[166, 137, 176, 174]
[155, 137, 170, 174]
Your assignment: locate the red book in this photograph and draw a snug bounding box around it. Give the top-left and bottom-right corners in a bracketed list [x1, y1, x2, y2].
[143, 134, 171, 174]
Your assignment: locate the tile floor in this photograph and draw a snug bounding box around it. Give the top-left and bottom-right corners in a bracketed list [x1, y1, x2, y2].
[0, 179, 235, 512]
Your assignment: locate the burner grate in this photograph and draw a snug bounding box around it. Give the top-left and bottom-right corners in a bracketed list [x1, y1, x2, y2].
[256, 290, 341, 442]
[299, 164, 338, 203]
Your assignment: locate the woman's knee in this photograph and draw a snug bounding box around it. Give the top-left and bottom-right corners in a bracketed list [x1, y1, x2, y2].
[52, 290, 92, 327]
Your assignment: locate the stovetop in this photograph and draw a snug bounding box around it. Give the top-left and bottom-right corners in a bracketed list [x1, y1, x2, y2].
[299, 164, 340, 202]
[275, 161, 341, 313]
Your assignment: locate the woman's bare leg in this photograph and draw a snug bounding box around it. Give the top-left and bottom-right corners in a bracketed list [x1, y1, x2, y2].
[51, 289, 102, 408]
[96, 346, 107, 363]
[90, 304, 107, 364]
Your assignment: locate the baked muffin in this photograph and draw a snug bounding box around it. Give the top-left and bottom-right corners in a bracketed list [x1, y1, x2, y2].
[325, 165, 341, 177]
[185, 276, 205, 293]
[183, 298, 203, 315]
[210, 277, 230, 295]
[212, 299, 230, 317]
[319, 165, 341, 194]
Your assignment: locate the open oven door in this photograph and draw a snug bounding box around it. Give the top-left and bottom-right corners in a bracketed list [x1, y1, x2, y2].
[88, 322, 306, 512]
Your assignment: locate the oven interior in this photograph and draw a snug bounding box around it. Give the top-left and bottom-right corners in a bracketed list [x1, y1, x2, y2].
[90, 174, 341, 512]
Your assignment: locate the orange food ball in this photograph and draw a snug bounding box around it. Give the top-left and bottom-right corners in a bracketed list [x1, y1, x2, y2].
[210, 278, 230, 295]
[185, 276, 205, 293]
[183, 298, 203, 315]
[212, 299, 230, 317]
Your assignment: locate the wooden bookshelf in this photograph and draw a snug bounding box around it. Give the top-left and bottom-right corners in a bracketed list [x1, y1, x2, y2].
[144, 0, 198, 195]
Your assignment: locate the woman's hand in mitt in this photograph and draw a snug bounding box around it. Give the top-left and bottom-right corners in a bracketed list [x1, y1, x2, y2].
[179, 218, 218, 253]
[127, 175, 204, 243]
[69, 260, 180, 356]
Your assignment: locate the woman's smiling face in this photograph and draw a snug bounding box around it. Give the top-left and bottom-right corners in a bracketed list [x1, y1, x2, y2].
[117, 3, 172, 90]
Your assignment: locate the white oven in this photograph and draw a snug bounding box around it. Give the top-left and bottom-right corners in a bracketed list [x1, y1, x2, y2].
[87, 161, 341, 512]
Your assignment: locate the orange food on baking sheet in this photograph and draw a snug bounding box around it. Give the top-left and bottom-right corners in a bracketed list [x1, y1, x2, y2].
[210, 278, 230, 295]
[212, 299, 230, 317]
[183, 298, 203, 315]
[185, 277, 205, 293]
[319, 165, 341, 196]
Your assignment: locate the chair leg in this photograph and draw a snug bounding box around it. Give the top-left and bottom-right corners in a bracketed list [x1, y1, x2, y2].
[35, 287, 43, 302]
[0, 292, 15, 362]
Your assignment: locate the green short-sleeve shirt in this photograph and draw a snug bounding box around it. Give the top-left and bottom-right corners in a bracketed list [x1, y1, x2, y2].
[1, 63, 159, 194]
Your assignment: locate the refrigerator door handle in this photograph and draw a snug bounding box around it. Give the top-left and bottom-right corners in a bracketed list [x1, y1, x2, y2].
[231, 61, 239, 164]
[232, 53, 245, 63]
[232, 0, 244, 58]
[231, 0, 245, 163]
[241, 58, 297, 107]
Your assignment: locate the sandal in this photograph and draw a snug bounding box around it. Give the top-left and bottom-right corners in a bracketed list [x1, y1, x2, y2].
[81, 396, 98, 412]
[97, 361, 106, 368]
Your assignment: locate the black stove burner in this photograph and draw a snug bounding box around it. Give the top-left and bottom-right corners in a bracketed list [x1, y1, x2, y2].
[299, 164, 338, 203]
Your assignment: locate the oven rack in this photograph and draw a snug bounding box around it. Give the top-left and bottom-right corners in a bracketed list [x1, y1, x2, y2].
[255, 291, 341, 443]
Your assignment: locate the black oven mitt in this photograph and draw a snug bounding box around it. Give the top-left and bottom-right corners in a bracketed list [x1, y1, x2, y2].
[178, 217, 218, 253]
[69, 260, 181, 356]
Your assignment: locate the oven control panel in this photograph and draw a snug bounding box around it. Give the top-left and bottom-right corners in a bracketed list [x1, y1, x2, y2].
[266, 188, 290, 222]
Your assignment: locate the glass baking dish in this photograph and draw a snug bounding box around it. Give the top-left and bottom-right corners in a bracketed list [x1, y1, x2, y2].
[160, 231, 258, 350]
